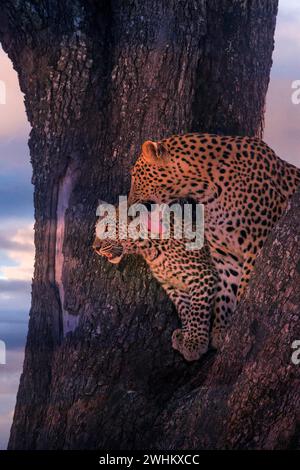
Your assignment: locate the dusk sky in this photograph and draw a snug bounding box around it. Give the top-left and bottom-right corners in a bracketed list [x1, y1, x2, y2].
[0, 1, 300, 449]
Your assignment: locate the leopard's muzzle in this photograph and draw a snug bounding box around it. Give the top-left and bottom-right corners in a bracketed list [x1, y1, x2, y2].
[93, 238, 124, 264]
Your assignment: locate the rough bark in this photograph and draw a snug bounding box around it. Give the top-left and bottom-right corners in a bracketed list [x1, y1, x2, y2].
[155, 187, 300, 450]
[0, 0, 282, 449]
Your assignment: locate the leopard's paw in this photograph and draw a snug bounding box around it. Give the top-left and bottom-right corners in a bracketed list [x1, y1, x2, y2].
[171, 328, 184, 352]
[172, 329, 208, 362]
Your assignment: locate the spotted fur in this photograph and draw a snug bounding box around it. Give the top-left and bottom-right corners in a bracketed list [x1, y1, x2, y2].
[128, 133, 300, 343]
[93, 209, 222, 361]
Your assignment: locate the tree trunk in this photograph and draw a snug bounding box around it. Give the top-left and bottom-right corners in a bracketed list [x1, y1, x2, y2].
[154, 186, 300, 450]
[0, 0, 280, 450]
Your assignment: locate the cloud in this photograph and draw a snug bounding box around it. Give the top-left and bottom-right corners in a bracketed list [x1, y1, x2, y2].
[264, 78, 300, 168]
[0, 236, 33, 253]
[0, 309, 29, 324]
[0, 349, 25, 450]
[0, 222, 34, 249]
[0, 291, 31, 312]
[0, 348, 25, 394]
[279, 0, 300, 15]
[0, 173, 33, 219]
[0, 280, 31, 294]
[0, 47, 31, 140]
[0, 222, 34, 281]
[263, 3, 300, 169]
[271, 3, 300, 79]
[0, 321, 28, 349]
[0, 137, 31, 173]
[0, 408, 14, 450]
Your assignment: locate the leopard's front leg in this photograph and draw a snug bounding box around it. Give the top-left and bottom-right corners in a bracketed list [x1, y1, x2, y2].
[210, 251, 243, 349]
[165, 268, 217, 361]
[164, 286, 190, 334]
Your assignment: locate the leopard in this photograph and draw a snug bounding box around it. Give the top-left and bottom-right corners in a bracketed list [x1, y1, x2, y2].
[93, 204, 221, 361]
[127, 133, 300, 344]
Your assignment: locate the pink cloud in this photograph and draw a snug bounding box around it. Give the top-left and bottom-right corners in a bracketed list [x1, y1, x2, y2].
[0, 223, 34, 281]
[264, 78, 300, 168]
[0, 349, 25, 449]
[0, 48, 31, 140]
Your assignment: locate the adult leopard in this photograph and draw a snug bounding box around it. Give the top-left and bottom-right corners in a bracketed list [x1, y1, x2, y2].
[128, 133, 300, 342]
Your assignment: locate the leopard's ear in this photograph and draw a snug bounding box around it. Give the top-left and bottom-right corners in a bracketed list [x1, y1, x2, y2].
[142, 140, 169, 166]
[97, 199, 107, 206]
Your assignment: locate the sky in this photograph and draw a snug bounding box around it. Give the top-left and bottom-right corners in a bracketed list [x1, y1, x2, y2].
[0, 0, 300, 450]
[264, 0, 300, 167]
[0, 46, 34, 449]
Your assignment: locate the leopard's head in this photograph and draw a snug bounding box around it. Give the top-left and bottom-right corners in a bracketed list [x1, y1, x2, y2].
[128, 140, 179, 206]
[93, 205, 125, 264]
[93, 201, 165, 263]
